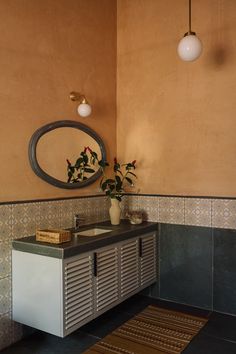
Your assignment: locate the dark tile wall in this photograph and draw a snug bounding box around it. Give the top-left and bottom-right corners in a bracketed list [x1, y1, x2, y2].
[148, 223, 236, 315]
[214, 228, 236, 315]
[159, 224, 213, 309]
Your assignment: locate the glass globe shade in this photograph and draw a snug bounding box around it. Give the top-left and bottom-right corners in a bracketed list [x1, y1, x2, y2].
[77, 103, 92, 117]
[177, 34, 202, 62]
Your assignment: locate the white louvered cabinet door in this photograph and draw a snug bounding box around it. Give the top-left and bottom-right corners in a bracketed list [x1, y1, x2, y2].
[140, 233, 157, 287]
[120, 238, 139, 299]
[64, 253, 93, 336]
[94, 245, 119, 315]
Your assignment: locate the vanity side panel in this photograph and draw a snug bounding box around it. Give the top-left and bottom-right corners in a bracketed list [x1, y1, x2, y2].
[12, 250, 63, 337]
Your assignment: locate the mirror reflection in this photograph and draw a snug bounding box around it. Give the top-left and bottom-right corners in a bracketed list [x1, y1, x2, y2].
[37, 128, 101, 182]
[28, 120, 106, 189]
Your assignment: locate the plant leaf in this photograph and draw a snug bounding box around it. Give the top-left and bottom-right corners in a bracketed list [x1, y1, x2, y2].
[125, 176, 133, 185]
[84, 168, 95, 173]
[101, 181, 108, 190]
[127, 171, 137, 178]
[75, 158, 83, 167]
[106, 179, 115, 184]
[98, 160, 109, 168]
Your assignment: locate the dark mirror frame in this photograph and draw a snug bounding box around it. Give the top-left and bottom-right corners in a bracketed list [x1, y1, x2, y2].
[28, 120, 106, 189]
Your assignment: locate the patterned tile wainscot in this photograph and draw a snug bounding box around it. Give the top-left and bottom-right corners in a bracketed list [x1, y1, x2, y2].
[123, 194, 236, 230]
[0, 195, 109, 351]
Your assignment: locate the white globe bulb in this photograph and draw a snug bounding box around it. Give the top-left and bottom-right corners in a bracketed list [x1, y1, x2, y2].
[177, 34, 202, 62]
[77, 103, 92, 117]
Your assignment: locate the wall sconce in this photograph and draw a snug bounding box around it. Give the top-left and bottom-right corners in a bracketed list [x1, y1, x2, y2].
[70, 91, 92, 117]
[177, 0, 202, 62]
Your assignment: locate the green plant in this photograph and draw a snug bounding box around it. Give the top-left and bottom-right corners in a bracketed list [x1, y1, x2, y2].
[66, 146, 100, 183]
[66, 148, 137, 201]
[100, 157, 136, 201]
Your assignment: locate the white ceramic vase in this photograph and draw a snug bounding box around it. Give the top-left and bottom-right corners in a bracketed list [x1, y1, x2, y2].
[109, 198, 121, 225]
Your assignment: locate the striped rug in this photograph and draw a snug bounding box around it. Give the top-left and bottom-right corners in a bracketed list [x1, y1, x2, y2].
[84, 305, 208, 354]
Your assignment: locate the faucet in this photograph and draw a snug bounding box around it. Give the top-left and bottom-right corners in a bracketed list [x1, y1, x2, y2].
[74, 214, 85, 230]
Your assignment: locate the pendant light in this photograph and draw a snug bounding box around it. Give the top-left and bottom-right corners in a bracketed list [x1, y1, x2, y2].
[177, 0, 202, 62]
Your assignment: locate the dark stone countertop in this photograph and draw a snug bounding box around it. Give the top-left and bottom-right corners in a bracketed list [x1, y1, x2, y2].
[12, 220, 158, 259]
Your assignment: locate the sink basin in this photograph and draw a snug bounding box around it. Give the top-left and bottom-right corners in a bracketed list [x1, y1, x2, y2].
[73, 228, 112, 237]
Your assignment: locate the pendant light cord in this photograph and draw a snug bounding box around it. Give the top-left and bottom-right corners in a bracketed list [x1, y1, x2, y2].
[189, 0, 191, 33]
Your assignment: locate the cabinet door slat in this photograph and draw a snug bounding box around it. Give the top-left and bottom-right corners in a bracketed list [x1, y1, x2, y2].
[97, 248, 118, 258]
[64, 254, 93, 334]
[65, 308, 93, 330]
[65, 285, 92, 301]
[96, 267, 118, 281]
[65, 297, 92, 316]
[65, 277, 92, 293]
[96, 291, 119, 311]
[95, 247, 119, 313]
[97, 257, 118, 270]
[97, 280, 118, 296]
[120, 239, 139, 298]
[140, 234, 157, 286]
[121, 272, 139, 286]
[65, 290, 93, 310]
[97, 276, 118, 289]
[66, 268, 91, 280]
[121, 255, 139, 267]
[121, 279, 139, 294]
[65, 257, 91, 269]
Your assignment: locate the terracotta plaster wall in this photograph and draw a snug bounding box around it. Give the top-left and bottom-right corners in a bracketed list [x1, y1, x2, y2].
[117, 0, 236, 197]
[0, 0, 116, 202]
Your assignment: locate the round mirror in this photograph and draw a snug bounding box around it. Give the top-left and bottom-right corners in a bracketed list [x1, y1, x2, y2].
[29, 120, 106, 189]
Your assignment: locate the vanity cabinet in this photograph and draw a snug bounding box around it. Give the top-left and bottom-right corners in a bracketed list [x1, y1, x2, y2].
[12, 231, 157, 337]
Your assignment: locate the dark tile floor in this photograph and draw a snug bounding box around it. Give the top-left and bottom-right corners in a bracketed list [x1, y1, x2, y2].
[2, 294, 236, 353]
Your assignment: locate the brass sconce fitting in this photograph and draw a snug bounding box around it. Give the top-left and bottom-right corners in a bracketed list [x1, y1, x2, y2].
[70, 91, 92, 117]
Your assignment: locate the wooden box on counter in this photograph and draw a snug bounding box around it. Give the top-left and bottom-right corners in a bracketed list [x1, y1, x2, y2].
[36, 229, 71, 244]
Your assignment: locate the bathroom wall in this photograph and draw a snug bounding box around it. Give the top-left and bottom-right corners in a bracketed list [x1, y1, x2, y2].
[117, 0, 236, 197]
[0, 0, 117, 202]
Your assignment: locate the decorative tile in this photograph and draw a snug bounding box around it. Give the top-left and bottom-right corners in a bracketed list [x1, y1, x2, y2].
[0, 205, 12, 242]
[0, 241, 11, 279]
[159, 197, 185, 224]
[185, 198, 212, 227]
[0, 312, 14, 351]
[122, 195, 159, 222]
[141, 196, 159, 222]
[101, 196, 110, 221]
[12, 203, 40, 239]
[127, 195, 142, 210]
[120, 195, 129, 218]
[71, 198, 84, 214]
[60, 199, 74, 229]
[70, 198, 90, 226]
[212, 199, 236, 229]
[39, 200, 62, 229]
[0, 277, 11, 315]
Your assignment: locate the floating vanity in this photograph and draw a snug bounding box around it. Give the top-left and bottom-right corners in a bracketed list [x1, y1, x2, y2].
[12, 220, 158, 337]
